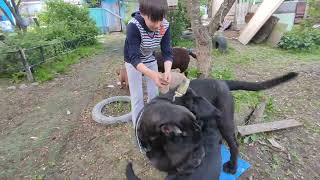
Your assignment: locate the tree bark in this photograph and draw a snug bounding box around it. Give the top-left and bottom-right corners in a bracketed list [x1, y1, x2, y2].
[208, 0, 236, 36]
[186, 0, 212, 78]
[185, 0, 236, 78]
[207, 0, 213, 18]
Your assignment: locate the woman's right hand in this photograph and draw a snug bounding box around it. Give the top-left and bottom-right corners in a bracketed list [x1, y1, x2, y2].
[150, 71, 168, 88]
[136, 63, 168, 88]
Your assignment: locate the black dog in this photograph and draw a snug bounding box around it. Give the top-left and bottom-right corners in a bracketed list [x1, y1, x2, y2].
[127, 72, 298, 179]
[177, 72, 298, 174]
[127, 90, 223, 179]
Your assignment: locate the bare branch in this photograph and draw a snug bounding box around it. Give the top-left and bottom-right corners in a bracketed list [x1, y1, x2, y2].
[208, 0, 236, 35]
[207, 0, 213, 18]
[17, 0, 22, 8]
[11, 0, 20, 16]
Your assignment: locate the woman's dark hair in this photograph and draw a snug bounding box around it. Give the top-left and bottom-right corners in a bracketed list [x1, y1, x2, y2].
[139, 0, 168, 22]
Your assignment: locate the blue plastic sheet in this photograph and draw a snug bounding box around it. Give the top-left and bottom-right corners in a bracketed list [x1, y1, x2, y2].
[220, 145, 251, 180]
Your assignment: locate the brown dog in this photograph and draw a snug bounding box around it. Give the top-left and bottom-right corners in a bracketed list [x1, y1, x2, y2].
[155, 47, 197, 74]
[116, 68, 129, 89]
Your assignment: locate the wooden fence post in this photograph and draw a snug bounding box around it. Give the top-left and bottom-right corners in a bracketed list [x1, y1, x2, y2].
[39, 46, 45, 63]
[18, 48, 34, 82]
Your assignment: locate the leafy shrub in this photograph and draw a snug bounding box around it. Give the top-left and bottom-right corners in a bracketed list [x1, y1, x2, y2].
[0, 1, 99, 76]
[167, 1, 191, 46]
[278, 26, 320, 50]
[278, 1, 320, 50]
[39, 0, 99, 42]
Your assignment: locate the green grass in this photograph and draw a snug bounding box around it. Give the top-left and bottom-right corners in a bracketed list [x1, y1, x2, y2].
[241, 133, 264, 144]
[211, 65, 235, 80]
[290, 150, 302, 163]
[183, 39, 318, 124]
[174, 39, 195, 48]
[233, 91, 277, 119]
[34, 43, 104, 82]
[11, 72, 27, 83]
[242, 44, 320, 62]
[211, 64, 276, 118]
[213, 43, 320, 67]
[271, 154, 282, 171]
[186, 67, 200, 79]
[213, 45, 254, 65]
[187, 61, 277, 121]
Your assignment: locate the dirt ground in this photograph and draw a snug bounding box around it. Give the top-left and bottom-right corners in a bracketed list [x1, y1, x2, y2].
[0, 33, 319, 180]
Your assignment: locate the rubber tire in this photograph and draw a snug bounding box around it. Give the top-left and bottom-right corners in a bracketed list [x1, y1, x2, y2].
[212, 35, 228, 53]
[92, 96, 132, 124]
[181, 31, 195, 40]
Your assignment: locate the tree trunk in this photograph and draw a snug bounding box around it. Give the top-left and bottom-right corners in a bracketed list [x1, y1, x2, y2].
[196, 36, 212, 78]
[186, 0, 213, 78]
[185, 0, 236, 78]
[207, 0, 213, 18]
[208, 0, 236, 36]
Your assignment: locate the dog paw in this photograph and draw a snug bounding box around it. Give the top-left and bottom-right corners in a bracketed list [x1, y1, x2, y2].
[223, 161, 237, 174]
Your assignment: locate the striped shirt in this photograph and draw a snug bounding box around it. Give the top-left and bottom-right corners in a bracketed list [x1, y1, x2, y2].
[124, 12, 173, 68]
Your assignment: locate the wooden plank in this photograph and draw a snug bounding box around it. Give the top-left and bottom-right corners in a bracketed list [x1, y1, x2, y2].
[212, 0, 224, 17]
[237, 119, 302, 136]
[238, 0, 284, 45]
[18, 48, 34, 82]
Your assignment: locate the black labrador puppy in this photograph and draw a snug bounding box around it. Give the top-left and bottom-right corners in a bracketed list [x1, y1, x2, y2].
[127, 72, 298, 178]
[127, 89, 223, 179]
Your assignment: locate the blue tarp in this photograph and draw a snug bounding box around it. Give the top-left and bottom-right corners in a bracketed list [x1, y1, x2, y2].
[220, 145, 251, 180]
[0, 0, 14, 23]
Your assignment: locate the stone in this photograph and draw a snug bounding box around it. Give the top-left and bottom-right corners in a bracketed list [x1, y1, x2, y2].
[19, 84, 28, 89]
[7, 86, 16, 90]
[31, 82, 39, 86]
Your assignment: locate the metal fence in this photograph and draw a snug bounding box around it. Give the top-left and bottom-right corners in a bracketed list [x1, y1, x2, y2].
[0, 37, 95, 81]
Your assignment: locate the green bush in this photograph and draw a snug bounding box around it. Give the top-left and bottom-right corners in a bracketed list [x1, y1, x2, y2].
[0, 1, 99, 76]
[306, 0, 320, 26]
[39, 0, 99, 42]
[167, 1, 191, 46]
[278, 26, 320, 50]
[278, 1, 320, 50]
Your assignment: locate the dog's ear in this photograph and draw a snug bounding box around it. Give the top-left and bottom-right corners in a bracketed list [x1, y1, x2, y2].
[160, 124, 182, 136]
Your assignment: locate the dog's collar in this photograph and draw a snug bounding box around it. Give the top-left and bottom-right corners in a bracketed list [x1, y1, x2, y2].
[173, 79, 190, 102]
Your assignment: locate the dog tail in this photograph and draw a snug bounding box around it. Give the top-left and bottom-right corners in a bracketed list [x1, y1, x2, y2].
[187, 48, 197, 59]
[126, 162, 141, 180]
[225, 72, 298, 91]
